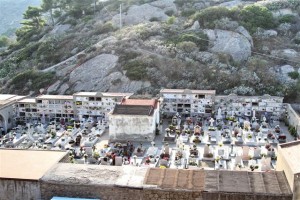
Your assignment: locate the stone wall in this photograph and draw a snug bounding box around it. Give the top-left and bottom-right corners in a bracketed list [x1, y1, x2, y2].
[0, 179, 41, 200]
[286, 104, 300, 136]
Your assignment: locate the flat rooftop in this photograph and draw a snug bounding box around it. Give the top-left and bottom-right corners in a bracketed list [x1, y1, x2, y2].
[0, 95, 25, 107]
[160, 89, 216, 95]
[36, 95, 73, 100]
[144, 169, 292, 196]
[73, 92, 134, 97]
[279, 140, 300, 174]
[0, 149, 67, 180]
[17, 98, 36, 104]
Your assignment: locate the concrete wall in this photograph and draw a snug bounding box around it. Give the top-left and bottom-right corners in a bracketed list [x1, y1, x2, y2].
[40, 183, 203, 200]
[293, 173, 300, 200]
[286, 104, 300, 136]
[202, 192, 292, 200]
[276, 146, 294, 191]
[109, 114, 156, 141]
[0, 179, 41, 200]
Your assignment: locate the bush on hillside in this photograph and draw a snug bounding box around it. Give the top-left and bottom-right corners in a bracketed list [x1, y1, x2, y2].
[123, 60, 149, 81]
[11, 70, 56, 91]
[194, 6, 233, 28]
[169, 32, 209, 51]
[279, 14, 297, 24]
[239, 5, 276, 34]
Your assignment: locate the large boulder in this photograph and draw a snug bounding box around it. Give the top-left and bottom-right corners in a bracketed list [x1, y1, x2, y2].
[204, 29, 252, 62]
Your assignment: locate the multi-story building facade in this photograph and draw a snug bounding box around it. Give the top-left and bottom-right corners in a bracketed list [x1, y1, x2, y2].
[36, 95, 74, 123]
[160, 89, 216, 117]
[73, 92, 133, 121]
[215, 94, 285, 119]
[15, 98, 38, 123]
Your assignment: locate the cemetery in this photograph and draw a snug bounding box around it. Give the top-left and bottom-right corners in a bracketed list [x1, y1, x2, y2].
[0, 104, 295, 174]
[0, 90, 299, 200]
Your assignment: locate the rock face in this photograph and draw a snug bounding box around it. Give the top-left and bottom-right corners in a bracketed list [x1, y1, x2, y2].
[69, 54, 118, 91]
[69, 54, 151, 93]
[50, 24, 71, 35]
[271, 49, 300, 61]
[112, 0, 176, 26]
[204, 29, 252, 62]
[272, 65, 297, 84]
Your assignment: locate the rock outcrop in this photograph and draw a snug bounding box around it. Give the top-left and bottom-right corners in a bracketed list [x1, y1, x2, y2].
[204, 29, 252, 62]
[112, 0, 176, 26]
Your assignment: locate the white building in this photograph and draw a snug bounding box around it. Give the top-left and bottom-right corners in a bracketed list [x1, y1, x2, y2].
[73, 92, 133, 121]
[36, 95, 74, 123]
[0, 94, 25, 133]
[215, 94, 284, 119]
[109, 99, 160, 142]
[15, 98, 38, 123]
[160, 89, 216, 117]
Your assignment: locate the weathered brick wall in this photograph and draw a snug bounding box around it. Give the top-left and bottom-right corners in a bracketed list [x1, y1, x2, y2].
[0, 179, 41, 200]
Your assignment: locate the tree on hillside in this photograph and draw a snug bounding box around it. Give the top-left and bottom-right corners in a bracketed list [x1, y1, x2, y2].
[42, 0, 56, 26]
[15, 6, 44, 42]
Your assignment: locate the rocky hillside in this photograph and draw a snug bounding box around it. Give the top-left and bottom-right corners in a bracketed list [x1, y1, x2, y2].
[0, 0, 300, 102]
[0, 0, 41, 35]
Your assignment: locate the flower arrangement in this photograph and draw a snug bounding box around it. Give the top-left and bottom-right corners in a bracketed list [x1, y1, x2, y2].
[248, 134, 252, 139]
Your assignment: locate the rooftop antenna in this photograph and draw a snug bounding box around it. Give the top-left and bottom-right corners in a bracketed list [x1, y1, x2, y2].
[119, 4, 122, 29]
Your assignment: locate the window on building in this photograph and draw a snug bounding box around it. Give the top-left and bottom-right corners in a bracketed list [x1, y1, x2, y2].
[76, 101, 82, 106]
[89, 97, 95, 101]
[37, 100, 42, 103]
[197, 95, 205, 99]
[96, 97, 102, 101]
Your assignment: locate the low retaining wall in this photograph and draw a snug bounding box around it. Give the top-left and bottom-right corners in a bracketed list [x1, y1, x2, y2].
[286, 104, 300, 136]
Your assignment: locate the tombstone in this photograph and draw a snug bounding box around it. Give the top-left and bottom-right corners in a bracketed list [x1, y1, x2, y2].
[164, 143, 170, 155]
[242, 146, 250, 160]
[216, 108, 222, 120]
[209, 118, 215, 127]
[100, 157, 108, 165]
[261, 157, 271, 171]
[159, 159, 168, 167]
[235, 156, 242, 166]
[203, 144, 209, 157]
[253, 147, 261, 159]
[115, 156, 123, 166]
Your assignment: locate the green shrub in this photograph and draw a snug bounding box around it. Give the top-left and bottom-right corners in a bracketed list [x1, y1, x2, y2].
[0, 35, 10, 47]
[11, 70, 56, 91]
[15, 42, 40, 63]
[167, 16, 176, 25]
[149, 17, 160, 22]
[181, 9, 196, 17]
[239, 5, 276, 33]
[194, 6, 233, 28]
[169, 32, 209, 51]
[279, 14, 296, 24]
[288, 71, 299, 79]
[94, 22, 115, 35]
[123, 60, 148, 80]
